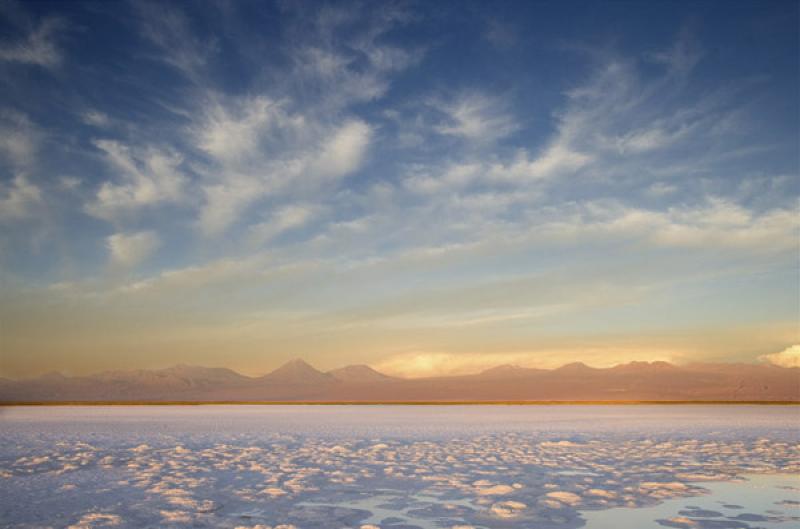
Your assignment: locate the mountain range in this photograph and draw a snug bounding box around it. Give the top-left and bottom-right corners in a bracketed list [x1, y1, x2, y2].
[0, 359, 797, 402]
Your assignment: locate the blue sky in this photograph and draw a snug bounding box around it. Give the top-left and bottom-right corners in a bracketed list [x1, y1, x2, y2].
[0, 0, 797, 378]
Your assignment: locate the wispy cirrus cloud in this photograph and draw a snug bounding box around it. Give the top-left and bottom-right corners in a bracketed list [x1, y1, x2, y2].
[0, 174, 41, 221]
[0, 14, 65, 68]
[178, 4, 407, 237]
[432, 92, 519, 143]
[193, 96, 372, 236]
[247, 204, 319, 247]
[526, 198, 798, 251]
[133, 0, 216, 80]
[85, 140, 187, 221]
[81, 110, 111, 129]
[0, 110, 41, 168]
[107, 230, 160, 268]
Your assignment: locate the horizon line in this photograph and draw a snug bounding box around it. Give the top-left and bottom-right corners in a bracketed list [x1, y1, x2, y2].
[5, 358, 795, 382]
[2, 400, 798, 406]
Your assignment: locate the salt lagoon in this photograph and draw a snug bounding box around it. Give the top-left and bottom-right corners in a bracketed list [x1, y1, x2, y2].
[0, 405, 797, 528]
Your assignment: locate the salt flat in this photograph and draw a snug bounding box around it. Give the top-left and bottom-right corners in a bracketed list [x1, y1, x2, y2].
[0, 406, 797, 528]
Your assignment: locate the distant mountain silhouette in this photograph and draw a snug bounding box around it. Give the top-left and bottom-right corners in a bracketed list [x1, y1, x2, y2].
[553, 362, 597, 374]
[477, 364, 547, 379]
[258, 359, 333, 385]
[328, 364, 396, 382]
[1, 360, 797, 402]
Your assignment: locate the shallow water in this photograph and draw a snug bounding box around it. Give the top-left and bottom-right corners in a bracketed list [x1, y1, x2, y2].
[0, 405, 797, 528]
[583, 474, 800, 529]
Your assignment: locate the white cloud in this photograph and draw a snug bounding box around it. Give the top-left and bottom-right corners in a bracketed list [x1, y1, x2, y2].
[287, 4, 420, 110]
[392, 33, 793, 256]
[131, 3, 408, 237]
[396, 33, 727, 197]
[85, 140, 187, 221]
[648, 26, 704, 76]
[0, 17, 64, 68]
[652, 200, 797, 249]
[375, 351, 497, 378]
[107, 231, 160, 268]
[402, 141, 591, 196]
[59, 176, 82, 191]
[0, 110, 41, 168]
[374, 347, 679, 378]
[248, 204, 317, 246]
[491, 144, 591, 182]
[0, 174, 42, 221]
[134, 1, 214, 79]
[117, 257, 262, 295]
[646, 182, 677, 197]
[199, 178, 264, 237]
[82, 111, 111, 128]
[197, 97, 303, 164]
[759, 345, 800, 368]
[312, 120, 371, 178]
[193, 97, 305, 236]
[405, 163, 482, 194]
[434, 93, 518, 142]
[195, 102, 369, 236]
[513, 41, 715, 179]
[530, 198, 798, 251]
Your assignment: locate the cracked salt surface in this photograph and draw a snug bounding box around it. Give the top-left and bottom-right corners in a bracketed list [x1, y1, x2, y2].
[0, 405, 797, 528]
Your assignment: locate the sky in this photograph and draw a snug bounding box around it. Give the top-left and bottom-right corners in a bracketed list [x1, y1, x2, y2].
[0, 0, 797, 379]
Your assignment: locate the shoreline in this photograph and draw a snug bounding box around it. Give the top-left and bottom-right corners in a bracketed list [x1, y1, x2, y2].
[1, 400, 798, 406]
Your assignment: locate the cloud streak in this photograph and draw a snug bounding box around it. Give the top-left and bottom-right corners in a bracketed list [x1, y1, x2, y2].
[760, 345, 800, 368]
[107, 231, 160, 268]
[0, 15, 65, 68]
[85, 141, 187, 221]
[0, 174, 41, 221]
